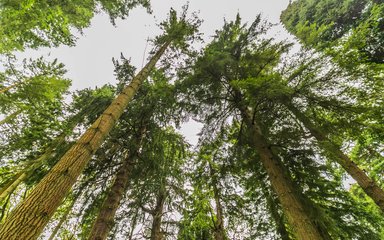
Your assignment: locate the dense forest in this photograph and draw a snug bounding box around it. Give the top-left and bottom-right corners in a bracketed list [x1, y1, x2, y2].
[0, 0, 383, 239]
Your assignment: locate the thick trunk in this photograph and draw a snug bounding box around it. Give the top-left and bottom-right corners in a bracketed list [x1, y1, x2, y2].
[0, 42, 170, 240]
[88, 154, 135, 240]
[150, 189, 166, 240]
[286, 103, 384, 212]
[238, 105, 326, 240]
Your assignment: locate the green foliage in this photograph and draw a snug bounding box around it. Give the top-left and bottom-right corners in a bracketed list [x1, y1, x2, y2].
[0, 57, 70, 160]
[0, 0, 151, 53]
[0, 5, 383, 239]
[155, 5, 202, 53]
[281, 0, 384, 65]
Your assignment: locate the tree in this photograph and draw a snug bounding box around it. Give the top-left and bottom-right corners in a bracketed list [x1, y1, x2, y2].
[0, 83, 115, 206]
[281, 0, 383, 64]
[0, 0, 151, 53]
[177, 15, 330, 240]
[0, 8, 200, 239]
[177, 14, 383, 239]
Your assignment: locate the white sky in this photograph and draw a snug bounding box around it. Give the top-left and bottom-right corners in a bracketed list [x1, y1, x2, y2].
[18, 0, 292, 145]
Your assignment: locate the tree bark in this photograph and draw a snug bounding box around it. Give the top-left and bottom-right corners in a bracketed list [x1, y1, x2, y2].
[150, 188, 166, 240]
[88, 154, 135, 240]
[265, 189, 291, 240]
[236, 100, 327, 240]
[285, 102, 384, 212]
[0, 42, 170, 240]
[208, 163, 226, 240]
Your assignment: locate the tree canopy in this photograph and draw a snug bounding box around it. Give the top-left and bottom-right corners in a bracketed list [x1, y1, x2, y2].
[0, 2, 383, 240]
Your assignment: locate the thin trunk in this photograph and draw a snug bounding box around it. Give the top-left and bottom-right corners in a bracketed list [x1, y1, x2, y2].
[0, 42, 170, 240]
[47, 195, 78, 240]
[286, 102, 384, 212]
[88, 154, 135, 240]
[0, 110, 22, 126]
[0, 172, 27, 202]
[0, 191, 12, 222]
[209, 163, 226, 240]
[89, 124, 145, 240]
[128, 208, 139, 240]
[237, 102, 327, 240]
[0, 82, 21, 94]
[150, 188, 166, 240]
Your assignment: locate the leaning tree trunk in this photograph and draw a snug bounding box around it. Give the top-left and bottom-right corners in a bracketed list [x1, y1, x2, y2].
[235, 98, 327, 240]
[0, 172, 27, 203]
[88, 153, 136, 240]
[0, 41, 170, 240]
[0, 110, 22, 126]
[0, 81, 22, 94]
[0, 188, 12, 222]
[150, 188, 166, 240]
[285, 102, 384, 212]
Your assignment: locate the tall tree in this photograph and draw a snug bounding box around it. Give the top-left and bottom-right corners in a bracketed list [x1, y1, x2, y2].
[283, 100, 384, 212]
[177, 15, 331, 240]
[0, 8, 200, 239]
[0, 83, 116, 206]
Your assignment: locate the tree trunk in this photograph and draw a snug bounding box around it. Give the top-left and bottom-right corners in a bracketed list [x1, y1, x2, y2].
[47, 194, 78, 240]
[285, 102, 384, 212]
[0, 110, 22, 126]
[150, 188, 166, 240]
[0, 190, 12, 222]
[0, 42, 170, 240]
[0, 172, 27, 202]
[0, 82, 22, 94]
[88, 154, 135, 240]
[208, 163, 226, 240]
[265, 189, 291, 240]
[237, 102, 326, 240]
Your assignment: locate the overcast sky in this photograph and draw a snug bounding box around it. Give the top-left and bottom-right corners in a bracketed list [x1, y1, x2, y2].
[18, 0, 292, 145]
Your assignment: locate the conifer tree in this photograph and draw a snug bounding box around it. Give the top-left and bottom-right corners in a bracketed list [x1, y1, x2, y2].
[0, 8, 200, 239]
